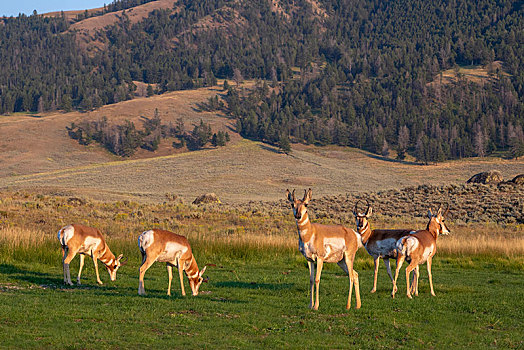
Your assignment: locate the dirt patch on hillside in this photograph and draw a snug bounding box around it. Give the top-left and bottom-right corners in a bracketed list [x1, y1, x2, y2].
[67, 0, 178, 53]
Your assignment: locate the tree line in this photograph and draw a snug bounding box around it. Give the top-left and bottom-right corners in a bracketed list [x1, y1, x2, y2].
[1, 0, 523, 161]
[67, 110, 229, 156]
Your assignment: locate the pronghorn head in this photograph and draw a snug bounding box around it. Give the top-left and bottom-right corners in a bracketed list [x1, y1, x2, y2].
[189, 266, 208, 296]
[353, 200, 372, 233]
[427, 205, 450, 236]
[286, 188, 312, 221]
[106, 254, 127, 281]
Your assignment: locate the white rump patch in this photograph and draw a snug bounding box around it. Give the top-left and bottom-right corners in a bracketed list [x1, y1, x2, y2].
[138, 230, 155, 252]
[397, 236, 418, 257]
[58, 225, 75, 246]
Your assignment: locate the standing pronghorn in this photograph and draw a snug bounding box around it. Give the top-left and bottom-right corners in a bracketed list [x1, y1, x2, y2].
[286, 188, 361, 310]
[138, 229, 207, 296]
[391, 206, 450, 299]
[57, 224, 126, 285]
[353, 201, 414, 293]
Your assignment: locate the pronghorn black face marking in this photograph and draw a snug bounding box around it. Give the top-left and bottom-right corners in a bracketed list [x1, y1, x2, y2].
[428, 208, 451, 236]
[286, 189, 311, 221]
[353, 201, 372, 233]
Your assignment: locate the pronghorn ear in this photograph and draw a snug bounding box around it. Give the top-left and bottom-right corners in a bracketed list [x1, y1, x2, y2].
[428, 209, 433, 218]
[286, 189, 293, 202]
[365, 206, 373, 217]
[437, 206, 442, 216]
[304, 188, 312, 202]
[199, 266, 207, 277]
[117, 254, 123, 260]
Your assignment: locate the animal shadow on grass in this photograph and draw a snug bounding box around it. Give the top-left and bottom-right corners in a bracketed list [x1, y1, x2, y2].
[0, 263, 63, 287]
[0, 264, 120, 292]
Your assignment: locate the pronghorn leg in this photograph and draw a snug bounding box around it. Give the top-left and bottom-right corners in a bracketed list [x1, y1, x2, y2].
[62, 246, 69, 284]
[313, 259, 324, 310]
[63, 247, 78, 286]
[167, 264, 173, 296]
[138, 256, 156, 295]
[353, 269, 361, 309]
[344, 254, 354, 310]
[413, 266, 420, 296]
[371, 256, 380, 293]
[391, 255, 405, 298]
[178, 259, 186, 296]
[405, 262, 418, 299]
[427, 256, 435, 296]
[308, 261, 316, 309]
[384, 258, 394, 286]
[91, 253, 102, 285]
[77, 254, 85, 285]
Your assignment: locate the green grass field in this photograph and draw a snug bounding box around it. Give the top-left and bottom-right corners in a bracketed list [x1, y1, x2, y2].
[1, 247, 523, 349]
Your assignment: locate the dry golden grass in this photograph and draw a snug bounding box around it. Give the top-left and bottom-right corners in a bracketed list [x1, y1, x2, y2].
[0, 226, 50, 250]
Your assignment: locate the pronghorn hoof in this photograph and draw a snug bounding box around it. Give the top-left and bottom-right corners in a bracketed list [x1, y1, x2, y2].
[407, 294, 412, 299]
[370, 289, 376, 293]
[97, 281, 103, 285]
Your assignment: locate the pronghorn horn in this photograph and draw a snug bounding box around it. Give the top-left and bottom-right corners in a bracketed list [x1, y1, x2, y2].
[303, 189, 308, 201]
[292, 189, 296, 201]
[353, 200, 361, 215]
[365, 200, 371, 215]
[443, 203, 450, 217]
[120, 256, 128, 266]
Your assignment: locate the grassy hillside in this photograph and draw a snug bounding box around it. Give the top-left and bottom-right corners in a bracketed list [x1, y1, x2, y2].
[0, 84, 522, 203]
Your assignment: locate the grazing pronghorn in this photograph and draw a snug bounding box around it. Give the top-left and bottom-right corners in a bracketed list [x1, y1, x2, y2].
[57, 224, 126, 285]
[286, 188, 361, 310]
[138, 229, 207, 296]
[391, 206, 450, 299]
[353, 201, 414, 293]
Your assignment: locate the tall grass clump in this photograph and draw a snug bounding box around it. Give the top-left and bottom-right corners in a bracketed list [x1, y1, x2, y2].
[0, 227, 59, 265]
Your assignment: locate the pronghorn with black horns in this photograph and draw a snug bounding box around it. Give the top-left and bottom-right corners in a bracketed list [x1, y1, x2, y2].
[391, 205, 450, 299]
[353, 200, 414, 293]
[138, 229, 207, 296]
[58, 224, 127, 285]
[286, 188, 361, 310]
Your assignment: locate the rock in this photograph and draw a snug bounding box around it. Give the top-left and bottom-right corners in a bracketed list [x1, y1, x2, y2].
[192, 193, 221, 205]
[466, 170, 503, 184]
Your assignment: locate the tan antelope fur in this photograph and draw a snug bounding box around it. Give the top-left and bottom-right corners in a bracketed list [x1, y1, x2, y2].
[391, 207, 450, 299]
[286, 188, 361, 310]
[57, 224, 126, 285]
[353, 201, 414, 293]
[138, 229, 207, 296]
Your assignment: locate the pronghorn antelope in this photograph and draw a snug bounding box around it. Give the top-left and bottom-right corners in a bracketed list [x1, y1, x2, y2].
[353, 201, 414, 293]
[57, 224, 126, 285]
[138, 229, 207, 296]
[286, 188, 361, 310]
[391, 206, 450, 299]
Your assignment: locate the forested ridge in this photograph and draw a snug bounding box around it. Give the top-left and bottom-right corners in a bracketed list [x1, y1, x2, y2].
[0, 0, 523, 161]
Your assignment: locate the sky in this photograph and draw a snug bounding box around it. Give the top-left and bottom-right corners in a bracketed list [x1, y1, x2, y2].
[0, 1, 109, 17]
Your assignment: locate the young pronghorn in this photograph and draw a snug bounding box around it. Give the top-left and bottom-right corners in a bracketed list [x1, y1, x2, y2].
[353, 201, 414, 293]
[57, 224, 126, 285]
[391, 206, 450, 299]
[286, 188, 361, 310]
[138, 229, 207, 296]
